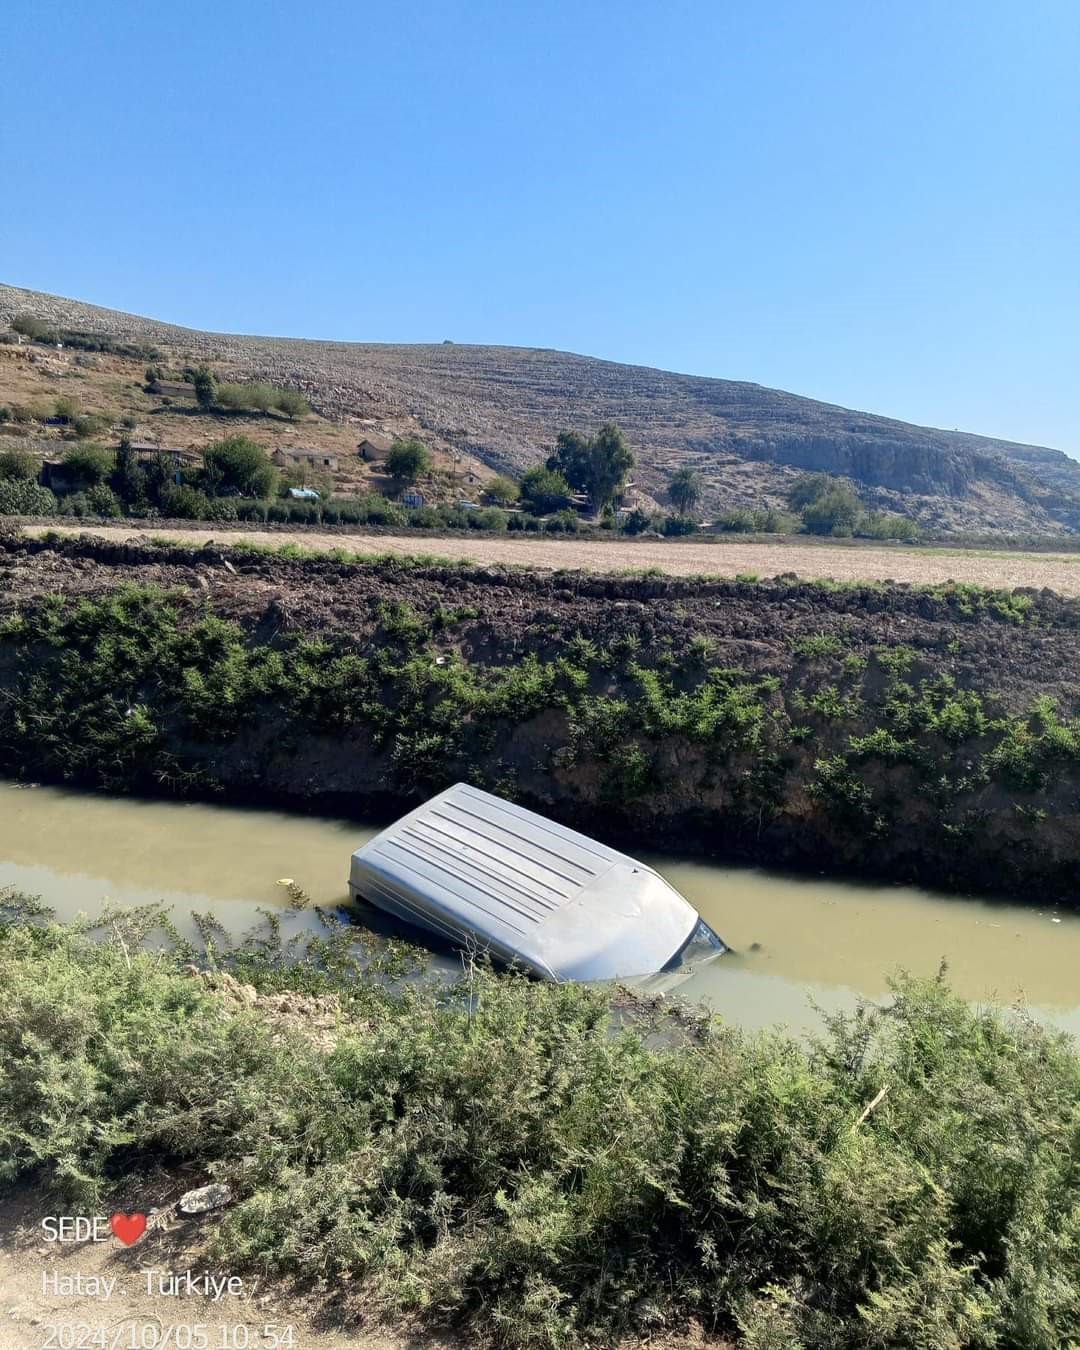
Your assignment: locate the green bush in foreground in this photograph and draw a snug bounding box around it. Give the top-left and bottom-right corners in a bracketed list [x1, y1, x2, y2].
[0, 899, 1077, 1347]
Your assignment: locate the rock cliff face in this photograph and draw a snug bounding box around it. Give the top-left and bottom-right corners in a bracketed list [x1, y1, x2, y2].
[2, 281, 1077, 533]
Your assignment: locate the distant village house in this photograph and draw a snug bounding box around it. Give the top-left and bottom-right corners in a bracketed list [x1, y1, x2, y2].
[273, 448, 339, 472]
[356, 435, 393, 462]
[128, 442, 201, 467]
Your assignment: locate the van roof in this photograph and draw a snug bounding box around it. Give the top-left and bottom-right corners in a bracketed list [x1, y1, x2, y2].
[349, 783, 699, 980]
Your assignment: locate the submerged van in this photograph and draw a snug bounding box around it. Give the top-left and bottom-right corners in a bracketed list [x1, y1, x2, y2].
[348, 782, 725, 981]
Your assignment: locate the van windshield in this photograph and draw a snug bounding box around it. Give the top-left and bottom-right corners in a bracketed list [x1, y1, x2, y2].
[663, 917, 727, 972]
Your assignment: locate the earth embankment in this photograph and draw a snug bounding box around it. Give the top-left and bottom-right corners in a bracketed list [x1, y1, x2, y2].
[2, 530, 1078, 901]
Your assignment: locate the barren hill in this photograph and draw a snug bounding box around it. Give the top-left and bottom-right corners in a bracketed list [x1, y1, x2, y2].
[3, 281, 1077, 534]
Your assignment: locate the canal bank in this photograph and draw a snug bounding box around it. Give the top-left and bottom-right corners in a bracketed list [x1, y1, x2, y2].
[3, 534, 1080, 905]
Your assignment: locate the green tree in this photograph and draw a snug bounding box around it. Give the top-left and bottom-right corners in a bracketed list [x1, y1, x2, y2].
[483, 474, 521, 505]
[547, 423, 634, 510]
[111, 439, 150, 509]
[668, 466, 703, 516]
[0, 448, 38, 482]
[860, 511, 921, 541]
[520, 465, 573, 514]
[800, 482, 862, 536]
[787, 472, 865, 536]
[142, 452, 179, 509]
[86, 484, 122, 517]
[213, 382, 250, 411]
[53, 395, 79, 424]
[546, 431, 591, 492]
[385, 438, 432, 483]
[161, 484, 214, 518]
[201, 435, 277, 498]
[586, 422, 634, 510]
[63, 444, 116, 486]
[192, 366, 216, 411]
[788, 472, 836, 510]
[246, 382, 277, 413]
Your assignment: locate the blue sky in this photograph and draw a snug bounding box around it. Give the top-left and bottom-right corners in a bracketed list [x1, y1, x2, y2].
[3, 1, 1078, 452]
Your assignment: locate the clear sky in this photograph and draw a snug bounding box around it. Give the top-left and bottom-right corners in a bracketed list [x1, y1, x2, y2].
[3, 1, 1078, 452]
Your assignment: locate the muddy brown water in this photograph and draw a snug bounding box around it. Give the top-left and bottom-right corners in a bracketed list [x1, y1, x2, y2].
[2, 782, 1077, 1038]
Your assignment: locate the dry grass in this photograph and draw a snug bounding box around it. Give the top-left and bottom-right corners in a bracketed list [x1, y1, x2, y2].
[23, 522, 1080, 594]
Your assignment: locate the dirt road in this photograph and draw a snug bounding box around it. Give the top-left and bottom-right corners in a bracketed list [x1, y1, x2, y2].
[0, 1182, 715, 1350]
[21, 524, 1080, 594]
[0, 1187, 450, 1350]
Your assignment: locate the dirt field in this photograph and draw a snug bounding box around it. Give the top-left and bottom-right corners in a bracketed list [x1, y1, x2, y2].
[22, 523, 1080, 595]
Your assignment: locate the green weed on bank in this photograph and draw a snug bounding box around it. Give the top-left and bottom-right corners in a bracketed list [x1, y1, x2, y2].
[0, 898, 1077, 1347]
[1, 583, 1079, 898]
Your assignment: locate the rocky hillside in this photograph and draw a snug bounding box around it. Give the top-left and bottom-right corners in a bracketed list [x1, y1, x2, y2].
[3, 281, 1078, 534]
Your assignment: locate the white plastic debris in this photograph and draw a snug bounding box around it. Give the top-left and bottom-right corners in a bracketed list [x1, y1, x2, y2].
[178, 1183, 235, 1215]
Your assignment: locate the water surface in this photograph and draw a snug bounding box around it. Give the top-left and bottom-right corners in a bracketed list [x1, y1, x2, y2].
[2, 783, 1076, 1037]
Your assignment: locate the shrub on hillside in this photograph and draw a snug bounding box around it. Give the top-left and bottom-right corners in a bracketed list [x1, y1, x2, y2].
[192, 366, 216, 410]
[214, 382, 256, 411]
[484, 473, 521, 505]
[0, 478, 56, 515]
[10, 313, 53, 341]
[72, 413, 109, 440]
[521, 464, 573, 514]
[275, 388, 310, 419]
[86, 484, 122, 517]
[0, 447, 38, 481]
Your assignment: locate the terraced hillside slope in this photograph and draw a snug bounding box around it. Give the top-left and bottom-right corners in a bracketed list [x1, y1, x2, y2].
[3, 281, 1079, 534]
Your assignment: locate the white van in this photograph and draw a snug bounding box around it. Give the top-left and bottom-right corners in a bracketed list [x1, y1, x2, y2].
[348, 782, 725, 980]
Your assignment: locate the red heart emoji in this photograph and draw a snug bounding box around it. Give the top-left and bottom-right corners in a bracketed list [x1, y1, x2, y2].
[110, 1213, 147, 1246]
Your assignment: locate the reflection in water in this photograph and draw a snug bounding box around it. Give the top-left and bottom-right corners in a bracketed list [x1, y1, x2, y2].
[1, 783, 1077, 1037]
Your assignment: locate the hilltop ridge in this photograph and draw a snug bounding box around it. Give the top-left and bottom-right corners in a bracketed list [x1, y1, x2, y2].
[2, 281, 1078, 534]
